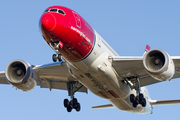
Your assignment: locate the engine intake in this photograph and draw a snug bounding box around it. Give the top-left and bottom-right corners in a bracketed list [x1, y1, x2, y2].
[143, 49, 175, 81]
[5, 60, 37, 91]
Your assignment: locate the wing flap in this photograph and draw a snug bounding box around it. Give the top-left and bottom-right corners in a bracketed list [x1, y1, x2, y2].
[33, 62, 87, 93]
[39, 79, 87, 93]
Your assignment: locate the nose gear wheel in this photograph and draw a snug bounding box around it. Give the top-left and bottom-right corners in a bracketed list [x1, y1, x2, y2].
[49, 41, 63, 62]
[52, 54, 62, 62]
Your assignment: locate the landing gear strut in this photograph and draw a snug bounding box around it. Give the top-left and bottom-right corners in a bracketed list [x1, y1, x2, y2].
[125, 77, 146, 108]
[64, 81, 83, 112]
[49, 41, 63, 62]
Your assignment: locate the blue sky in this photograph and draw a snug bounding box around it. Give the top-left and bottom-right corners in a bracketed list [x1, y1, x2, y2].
[0, 0, 180, 119]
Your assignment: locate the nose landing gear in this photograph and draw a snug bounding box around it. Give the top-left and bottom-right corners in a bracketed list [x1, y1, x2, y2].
[52, 54, 62, 62]
[49, 41, 63, 62]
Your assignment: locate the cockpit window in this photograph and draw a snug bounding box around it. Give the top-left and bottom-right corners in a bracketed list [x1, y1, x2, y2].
[44, 8, 66, 15]
[58, 10, 65, 15]
[44, 9, 49, 13]
[50, 9, 57, 12]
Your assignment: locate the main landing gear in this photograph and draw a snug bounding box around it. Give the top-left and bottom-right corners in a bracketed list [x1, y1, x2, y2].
[130, 93, 146, 108]
[64, 98, 80, 112]
[125, 77, 146, 108]
[64, 81, 83, 112]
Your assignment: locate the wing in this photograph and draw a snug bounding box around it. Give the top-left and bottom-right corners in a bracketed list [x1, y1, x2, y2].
[109, 56, 180, 87]
[0, 71, 8, 84]
[0, 61, 87, 93]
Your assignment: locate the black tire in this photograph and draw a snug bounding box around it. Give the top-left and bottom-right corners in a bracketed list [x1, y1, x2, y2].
[67, 105, 72, 112]
[52, 54, 57, 62]
[141, 98, 146, 107]
[58, 54, 62, 61]
[130, 94, 135, 103]
[139, 94, 144, 100]
[133, 101, 138, 108]
[64, 99, 69, 108]
[139, 94, 145, 104]
[72, 98, 78, 107]
[76, 103, 81, 112]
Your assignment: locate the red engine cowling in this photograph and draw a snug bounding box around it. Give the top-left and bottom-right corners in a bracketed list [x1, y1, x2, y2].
[5, 60, 37, 91]
[143, 49, 175, 81]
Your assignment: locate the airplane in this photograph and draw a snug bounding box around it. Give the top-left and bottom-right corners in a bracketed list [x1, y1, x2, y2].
[1, 5, 180, 114]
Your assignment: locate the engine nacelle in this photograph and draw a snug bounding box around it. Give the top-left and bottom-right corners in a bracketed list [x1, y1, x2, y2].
[5, 60, 37, 91]
[143, 49, 175, 81]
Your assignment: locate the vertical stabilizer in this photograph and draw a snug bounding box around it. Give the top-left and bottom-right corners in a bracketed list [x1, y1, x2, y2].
[143, 45, 151, 56]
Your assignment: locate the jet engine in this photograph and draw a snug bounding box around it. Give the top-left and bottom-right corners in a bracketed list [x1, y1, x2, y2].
[143, 49, 175, 81]
[5, 60, 37, 91]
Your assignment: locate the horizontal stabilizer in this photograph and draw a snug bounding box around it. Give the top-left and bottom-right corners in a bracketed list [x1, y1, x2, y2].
[149, 99, 180, 106]
[92, 104, 114, 109]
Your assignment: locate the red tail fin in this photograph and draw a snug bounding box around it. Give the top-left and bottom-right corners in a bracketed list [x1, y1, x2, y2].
[143, 45, 151, 56]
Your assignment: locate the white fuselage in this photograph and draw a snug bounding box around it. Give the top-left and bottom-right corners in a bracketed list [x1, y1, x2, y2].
[65, 30, 153, 114]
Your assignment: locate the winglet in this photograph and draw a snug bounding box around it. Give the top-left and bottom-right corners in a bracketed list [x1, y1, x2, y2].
[143, 45, 151, 56]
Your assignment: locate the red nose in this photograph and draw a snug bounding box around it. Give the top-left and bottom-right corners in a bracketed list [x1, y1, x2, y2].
[40, 13, 56, 31]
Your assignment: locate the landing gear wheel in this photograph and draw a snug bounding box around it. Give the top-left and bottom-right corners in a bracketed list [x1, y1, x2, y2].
[130, 94, 135, 103]
[125, 77, 147, 108]
[64, 99, 69, 108]
[139, 94, 146, 107]
[133, 101, 138, 108]
[58, 54, 62, 61]
[139, 94, 144, 102]
[64, 82, 83, 112]
[75, 103, 81, 112]
[72, 98, 78, 107]
[141, 98, 146, 107]
[52, 54, 57, 62]
[67, 105, 72, 112]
